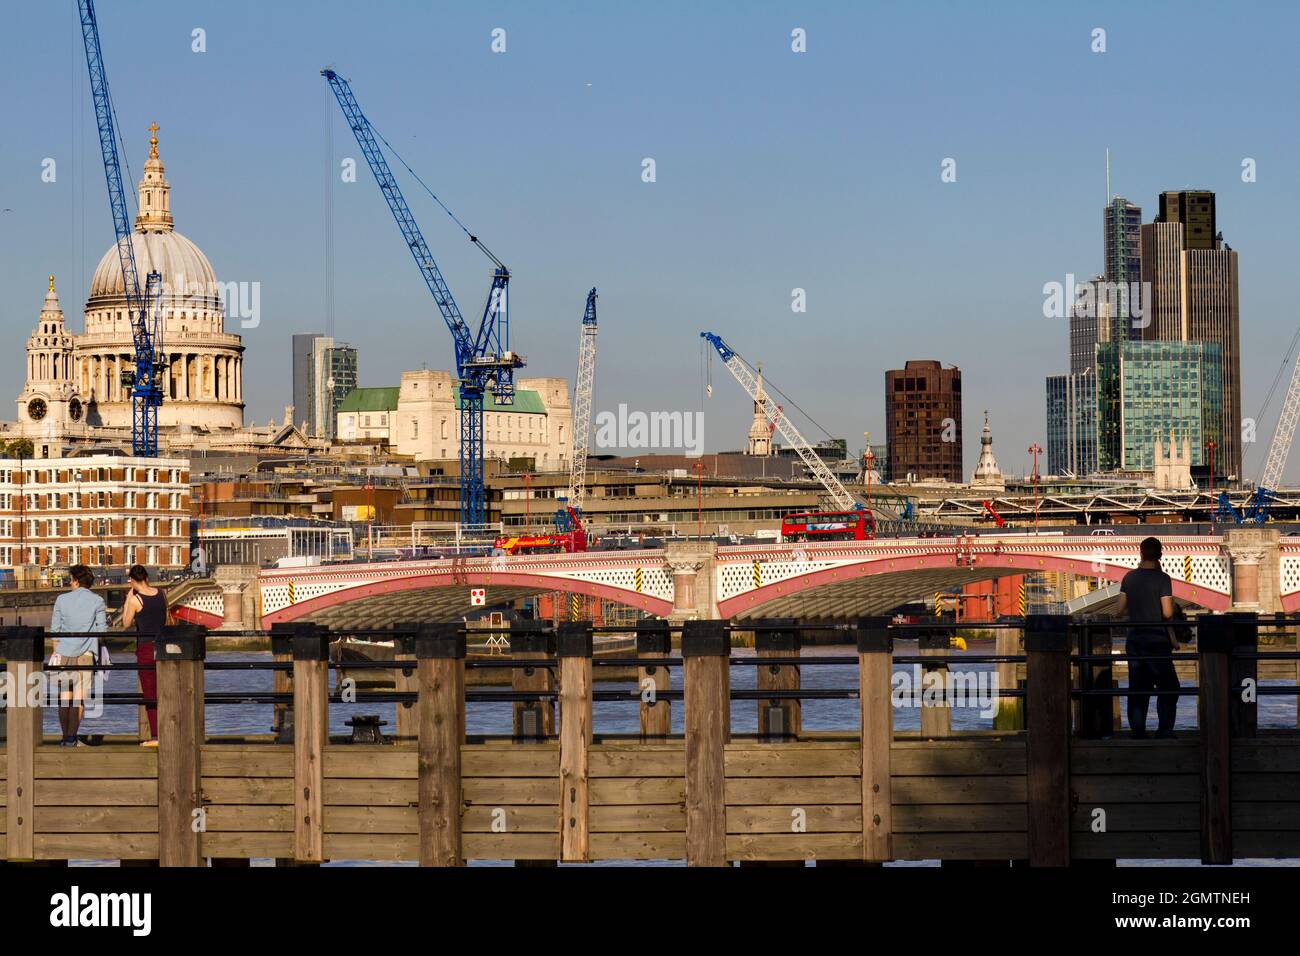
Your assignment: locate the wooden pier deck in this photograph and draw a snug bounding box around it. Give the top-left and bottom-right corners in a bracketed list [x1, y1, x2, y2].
[1, 615, 1296, 866]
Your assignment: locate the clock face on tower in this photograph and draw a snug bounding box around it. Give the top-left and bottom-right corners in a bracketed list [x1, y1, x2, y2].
[27, 398, 46, 421]
[69, 398, 83, 422]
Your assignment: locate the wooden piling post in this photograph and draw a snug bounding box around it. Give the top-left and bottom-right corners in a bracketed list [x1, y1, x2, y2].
[1198, 615, 1233, 865]
[156, 625, 206, 867]
[683, 619, 729, 867]
[416, 623, 465, 867]
[1228, 612, 1258, 739]
[756, 618, 801, 739]
[919, 627, 952, 737]
[558, 621, 592, 862]
[857, 616, 893, 863]
[1076, 621, 1114, 739]
[267, 623, 295, 744]
[393, 622, 418, 742]
[510, 620, 554, 739]
[994, 624, 1024, 731]
[292, 623, 330, 864]
[1024, 614, 1071, 866]
[635, 619, 672, 738]
[510, 620, 556, 866]
[4, 627, 43, 862]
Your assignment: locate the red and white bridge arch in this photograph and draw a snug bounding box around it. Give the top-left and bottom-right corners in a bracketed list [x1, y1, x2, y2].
[715, 535, 1232, 619]
[254, 552, 677, 629]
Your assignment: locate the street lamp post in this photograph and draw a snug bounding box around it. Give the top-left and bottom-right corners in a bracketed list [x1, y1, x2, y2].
[1028, 443, 1043, 534]
[523, 472, 533, 532]
[366, 477, 375, 560]
[1205, 439, 1217, 495]
[693, 461, 704, 540]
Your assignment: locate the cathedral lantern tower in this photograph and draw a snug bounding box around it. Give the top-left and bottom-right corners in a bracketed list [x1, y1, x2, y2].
[17, 276, 83, 439]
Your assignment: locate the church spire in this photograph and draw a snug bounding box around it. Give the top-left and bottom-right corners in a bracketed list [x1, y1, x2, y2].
[971, 410, 1005, 489]
[746, 362, 773, 456]
[135, 123, 174, 232]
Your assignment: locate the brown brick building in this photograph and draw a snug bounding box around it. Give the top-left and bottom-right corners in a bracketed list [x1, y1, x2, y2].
[885, 360, 963, 483]
[0, 455, 190, 570]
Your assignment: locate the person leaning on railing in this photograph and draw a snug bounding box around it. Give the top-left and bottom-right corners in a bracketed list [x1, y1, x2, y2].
[1113, 536, 1179, 739]
[49, 564, 108, 747]
[121, 564, 168, 747]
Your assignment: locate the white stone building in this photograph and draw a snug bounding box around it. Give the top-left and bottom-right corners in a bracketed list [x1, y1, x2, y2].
[1152, 433, 1194, 491]
[335, 387, 399, 444]
[336, 370, 573, 468]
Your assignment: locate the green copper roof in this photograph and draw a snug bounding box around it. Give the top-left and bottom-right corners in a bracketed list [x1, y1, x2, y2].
[337, 385, 547, 415]
[454, 386, 546, 414]
[336, 387, 400, 413]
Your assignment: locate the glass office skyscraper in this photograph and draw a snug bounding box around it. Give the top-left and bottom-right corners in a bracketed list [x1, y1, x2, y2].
[1095, 340, 1223, 472]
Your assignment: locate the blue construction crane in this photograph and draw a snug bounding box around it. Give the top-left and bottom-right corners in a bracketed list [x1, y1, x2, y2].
[1214, 492, 1242, 525]
[322, 69, 523, 527]
[78, 0, 165, 456]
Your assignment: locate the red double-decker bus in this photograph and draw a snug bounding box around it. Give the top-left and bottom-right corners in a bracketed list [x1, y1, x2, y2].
[779, 510, 874, 542]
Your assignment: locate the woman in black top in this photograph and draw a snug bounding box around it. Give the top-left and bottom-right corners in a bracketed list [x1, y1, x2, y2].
[121, 564, 168, 746]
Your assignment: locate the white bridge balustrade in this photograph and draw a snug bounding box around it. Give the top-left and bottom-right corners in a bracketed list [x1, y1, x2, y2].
[165, 528, 1299, 628]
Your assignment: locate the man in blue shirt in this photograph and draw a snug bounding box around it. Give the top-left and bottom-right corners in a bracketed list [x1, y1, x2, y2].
[50, 564, 108, 746]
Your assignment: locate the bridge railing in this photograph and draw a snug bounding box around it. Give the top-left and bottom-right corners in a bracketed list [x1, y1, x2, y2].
[1, 613, 1297, 865]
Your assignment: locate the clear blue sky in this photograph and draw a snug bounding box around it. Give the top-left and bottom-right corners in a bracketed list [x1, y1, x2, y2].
[2, 0, 1299, 481]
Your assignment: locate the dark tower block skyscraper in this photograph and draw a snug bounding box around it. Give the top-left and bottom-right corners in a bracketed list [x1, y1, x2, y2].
[885, 360, 962, 483]
[1159, 190, 1217, 250]
[1140, 190, 1241, 481]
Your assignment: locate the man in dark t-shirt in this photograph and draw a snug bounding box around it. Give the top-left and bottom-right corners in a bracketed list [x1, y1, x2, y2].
[1114, 536, 1178, 738]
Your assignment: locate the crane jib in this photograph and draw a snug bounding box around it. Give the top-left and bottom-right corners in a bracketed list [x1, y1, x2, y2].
[701, 329, 892, 519]
[323, 67, 524, 527]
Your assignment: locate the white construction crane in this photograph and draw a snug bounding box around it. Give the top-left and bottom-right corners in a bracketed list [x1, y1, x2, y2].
[701, 331, 868, 513]
[566, 288, 598, 511]
[1259, 350, 1300, 493]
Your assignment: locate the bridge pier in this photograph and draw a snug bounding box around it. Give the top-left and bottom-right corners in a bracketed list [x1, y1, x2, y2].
[1224, 528, 1281, 613]
[665, 541, 720, 622]
[213, 564, 259, 629]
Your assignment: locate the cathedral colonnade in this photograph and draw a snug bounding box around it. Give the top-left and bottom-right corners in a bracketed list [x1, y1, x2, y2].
[73, 352, 243, 403]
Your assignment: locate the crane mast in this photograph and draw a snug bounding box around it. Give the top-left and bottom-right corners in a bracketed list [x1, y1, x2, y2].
[700, 332, 860, 511]
[566, 288, 598, 511]
[1260, 351, 1300, 492]
[322, 69, 523, 528]
[79, 0, 164, 456]
[1241, 348, 1300, 524]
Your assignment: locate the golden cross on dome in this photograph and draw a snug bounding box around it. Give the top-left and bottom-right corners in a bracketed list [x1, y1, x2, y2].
[48, 274, 55, 293]
[148, 122, 159, 158]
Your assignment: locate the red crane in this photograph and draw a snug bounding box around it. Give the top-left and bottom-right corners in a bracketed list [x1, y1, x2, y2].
[981, 500, 1005, 527]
